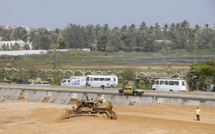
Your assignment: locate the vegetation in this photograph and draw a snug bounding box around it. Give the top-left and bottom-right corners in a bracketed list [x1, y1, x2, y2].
[1, 20, 215, 52]
[185, 61, 215, 91]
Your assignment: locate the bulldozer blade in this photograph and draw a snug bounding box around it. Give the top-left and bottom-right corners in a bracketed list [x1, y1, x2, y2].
[65, 114, 98, 119]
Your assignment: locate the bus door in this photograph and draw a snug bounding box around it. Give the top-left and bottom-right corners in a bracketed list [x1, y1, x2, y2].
[159, 80, 166, 91]
[153, 80, 160, 91]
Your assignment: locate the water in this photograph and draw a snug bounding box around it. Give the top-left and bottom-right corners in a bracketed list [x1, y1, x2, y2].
[105, 55, 215, 64]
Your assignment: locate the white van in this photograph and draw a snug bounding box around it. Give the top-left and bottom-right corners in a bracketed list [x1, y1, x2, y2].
[86, 74, 118, 88]
[152, 79, 187, 92]
[61, 76, 86, 87]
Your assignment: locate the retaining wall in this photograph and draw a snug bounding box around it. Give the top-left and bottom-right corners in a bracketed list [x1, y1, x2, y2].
[1, 88, 215, 107]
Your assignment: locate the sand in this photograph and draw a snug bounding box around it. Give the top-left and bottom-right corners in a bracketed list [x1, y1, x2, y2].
[0, 101, 215, 134]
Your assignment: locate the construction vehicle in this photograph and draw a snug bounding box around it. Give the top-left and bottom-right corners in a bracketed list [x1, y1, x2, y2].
[64, 95, 117, 120]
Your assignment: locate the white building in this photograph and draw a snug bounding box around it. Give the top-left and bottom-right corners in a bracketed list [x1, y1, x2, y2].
[0, 39, 32, 50]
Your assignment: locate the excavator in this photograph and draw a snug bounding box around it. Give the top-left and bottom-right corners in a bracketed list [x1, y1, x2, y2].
[64, 95, 117, 120]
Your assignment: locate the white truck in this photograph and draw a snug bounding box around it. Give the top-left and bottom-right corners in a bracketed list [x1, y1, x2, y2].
[61, 76, 86, 87]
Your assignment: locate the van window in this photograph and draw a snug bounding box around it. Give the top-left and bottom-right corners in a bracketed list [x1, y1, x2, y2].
[182, 81, 185, 86]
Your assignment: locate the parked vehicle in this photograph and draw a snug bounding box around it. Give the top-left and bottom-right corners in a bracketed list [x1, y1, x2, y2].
[61, 76, 86, 87]
[86, 74, 118, 88]
[119, 86, 144, 96]
[16, 79, 31, 84]
[31, 81, 51, 85]
[152, 78, 187, 92]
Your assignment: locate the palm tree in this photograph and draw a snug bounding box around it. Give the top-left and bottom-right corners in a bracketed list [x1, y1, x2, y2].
[204, 23, 210, 34]
[102, 24, 109, 35]
[154, 22, 160, 39]
[163, 23, 169, 40]
[138, 22, 147, 37]
[112, 26, 120, 36]
[128, 23, 136, 35]
[194, 24, 201, 38]
[94, 24, 102, 39]
[181, 20, 190, 34]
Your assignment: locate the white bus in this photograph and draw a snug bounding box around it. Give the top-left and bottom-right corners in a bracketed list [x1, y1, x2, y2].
[152, 79, 187, 92]
[86, 75, 118, 88]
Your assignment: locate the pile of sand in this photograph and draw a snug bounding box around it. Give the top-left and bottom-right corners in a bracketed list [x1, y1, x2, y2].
[0, 101, 215, 134]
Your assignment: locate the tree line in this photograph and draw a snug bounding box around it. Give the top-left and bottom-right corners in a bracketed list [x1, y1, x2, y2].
[0, 20, 215, 52]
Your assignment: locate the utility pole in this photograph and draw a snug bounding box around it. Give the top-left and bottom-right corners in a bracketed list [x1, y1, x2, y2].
[54, 48, 56, 70]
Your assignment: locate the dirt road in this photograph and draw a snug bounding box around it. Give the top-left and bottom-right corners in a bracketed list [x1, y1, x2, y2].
[0, 101, 215, 134]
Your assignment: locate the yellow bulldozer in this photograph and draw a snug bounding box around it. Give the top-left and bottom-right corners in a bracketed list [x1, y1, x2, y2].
[64, 95, 117, 120]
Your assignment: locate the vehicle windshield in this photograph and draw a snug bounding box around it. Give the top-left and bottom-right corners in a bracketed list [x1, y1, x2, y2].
[132, 87, 137, 90]
[43, 81, 50, 84]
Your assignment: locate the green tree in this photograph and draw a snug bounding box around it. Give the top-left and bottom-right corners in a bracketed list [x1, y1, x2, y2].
[122, 68, 136, 82]
[23, 44, 30, 50]
[186, 61, 215, 91]
[32, 35, 52, 50]
[63, 24, 88, 48]
[97, 34, 108, 51]
[11, 43, 20, 50]
[0, 68, 6, 81]
[2, 44, 9, 51]
[58, 36, 68, 49]
[51, 71, 63, 85]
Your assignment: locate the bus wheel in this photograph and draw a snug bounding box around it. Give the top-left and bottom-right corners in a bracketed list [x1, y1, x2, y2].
[169, 89, 173, 91]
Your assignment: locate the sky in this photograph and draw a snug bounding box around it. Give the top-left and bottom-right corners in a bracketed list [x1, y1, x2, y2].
[0, 0, 215, 30]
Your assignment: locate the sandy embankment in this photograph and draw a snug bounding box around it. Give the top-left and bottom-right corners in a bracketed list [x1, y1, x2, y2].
[0, 101, 215, 134]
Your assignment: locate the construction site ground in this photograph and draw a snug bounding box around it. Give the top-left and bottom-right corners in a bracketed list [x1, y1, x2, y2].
[0, 101, 215, 134]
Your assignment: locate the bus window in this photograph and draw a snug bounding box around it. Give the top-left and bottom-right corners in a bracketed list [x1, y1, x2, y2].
[169, 81, 173, 85]
[68, 80, 71, 83]
[86, 77, 89, 81]
[165, 81, 168, 85]
[155, 81, 159, 85]
[160, 81, 164, 85]
[114, 78, 116, 81]
[94, 78, 99, 81]
[105, 78, 111, 81]
[100, 78, 104, 81]
[173, 81, 179, 86]
[90, 78, 93, 81]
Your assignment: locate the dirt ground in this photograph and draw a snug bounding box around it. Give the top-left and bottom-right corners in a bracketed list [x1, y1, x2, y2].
[0, 101, 215, 134]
